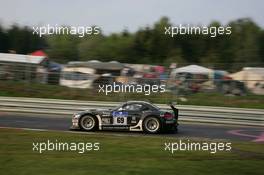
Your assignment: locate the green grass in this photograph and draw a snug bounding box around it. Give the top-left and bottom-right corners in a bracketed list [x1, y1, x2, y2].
[0, 80, 264, 109]
[0, 128, 263, 175]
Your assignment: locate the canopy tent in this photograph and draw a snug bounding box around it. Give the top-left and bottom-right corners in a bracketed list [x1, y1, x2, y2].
[171, 65, 213, 75]
[0, 53, 47, 64]
[30, 50, 48, 57]
[229, 67, 264, 92]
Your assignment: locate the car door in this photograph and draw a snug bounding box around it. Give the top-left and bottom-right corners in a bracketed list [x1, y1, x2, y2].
[125, 103, 143, 126]
[112, 103, 142, 126]
[112, 110, 128, 126]
[112, 105, 129, 126]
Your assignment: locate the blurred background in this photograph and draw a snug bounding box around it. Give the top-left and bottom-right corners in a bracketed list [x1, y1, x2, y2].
[0, 0, 264, 108]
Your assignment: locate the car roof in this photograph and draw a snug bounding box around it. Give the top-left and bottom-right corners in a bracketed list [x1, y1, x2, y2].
[115, 101, 159, 111]
[125, 101, 159, 109]
[125, 101, 152, 105]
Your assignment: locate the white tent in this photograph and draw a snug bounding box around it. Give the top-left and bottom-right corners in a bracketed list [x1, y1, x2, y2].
[229, 67, 264, 95]
[0, 53, 46, 64]
[172, 65, 213, 75]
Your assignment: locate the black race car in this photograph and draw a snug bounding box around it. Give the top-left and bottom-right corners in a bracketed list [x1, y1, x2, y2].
[71, 101, 178, 133]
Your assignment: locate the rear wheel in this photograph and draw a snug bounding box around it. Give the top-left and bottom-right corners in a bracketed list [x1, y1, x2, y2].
[143, 117, 161, 134]
[79, 115, 97, 131]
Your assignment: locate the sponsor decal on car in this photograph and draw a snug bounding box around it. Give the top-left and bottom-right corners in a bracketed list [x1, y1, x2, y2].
[112, 111, 128, 125]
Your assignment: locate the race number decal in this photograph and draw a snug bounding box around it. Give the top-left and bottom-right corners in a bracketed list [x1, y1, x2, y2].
[112, 111, 128, 125]
[113, 117, 127, 125]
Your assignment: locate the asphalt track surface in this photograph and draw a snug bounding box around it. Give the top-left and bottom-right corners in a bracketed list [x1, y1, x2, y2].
[0, 112, 263, 142]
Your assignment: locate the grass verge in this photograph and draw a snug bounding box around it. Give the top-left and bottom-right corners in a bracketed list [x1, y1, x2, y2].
[0, 128, 263, 175]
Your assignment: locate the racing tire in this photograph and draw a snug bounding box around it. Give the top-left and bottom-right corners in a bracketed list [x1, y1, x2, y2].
[79, 115, 98, 131]
[143, 116, 161, 134]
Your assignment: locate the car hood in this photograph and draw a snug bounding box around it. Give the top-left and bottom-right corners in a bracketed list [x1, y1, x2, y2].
[83, 108, 113, 114]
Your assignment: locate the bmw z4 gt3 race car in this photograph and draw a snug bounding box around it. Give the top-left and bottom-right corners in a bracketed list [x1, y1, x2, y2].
[71, 101, 178, 133]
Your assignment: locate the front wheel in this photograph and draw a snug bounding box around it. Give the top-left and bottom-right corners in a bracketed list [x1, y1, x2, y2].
[79, 115, 97, 131]
[143, 117, 161, 134]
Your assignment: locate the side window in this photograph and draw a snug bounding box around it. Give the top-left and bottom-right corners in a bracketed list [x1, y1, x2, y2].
[117, 104, 130, 111]
[141, 105, 149, 111]
[123, 104, 142, 111]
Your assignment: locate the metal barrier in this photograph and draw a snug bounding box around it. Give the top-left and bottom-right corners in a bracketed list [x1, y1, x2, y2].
[0, 96, 263, 126]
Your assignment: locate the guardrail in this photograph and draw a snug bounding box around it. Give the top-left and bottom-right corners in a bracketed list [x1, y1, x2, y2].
[0, 96, 263, 126]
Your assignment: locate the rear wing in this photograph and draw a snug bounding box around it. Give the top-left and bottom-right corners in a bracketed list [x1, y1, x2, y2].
[169, 103, 179, 123]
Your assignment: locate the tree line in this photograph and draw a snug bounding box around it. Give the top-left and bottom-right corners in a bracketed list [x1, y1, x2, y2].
[0, 17, 264, 72]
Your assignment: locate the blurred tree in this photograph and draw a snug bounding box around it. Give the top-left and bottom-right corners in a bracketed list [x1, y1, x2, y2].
[0, 17, 263, 70]
[78, 35, 104, 61]
[0, 24, 8, 52]
[228, 18, 261, 70]
[46, 30, 80, 63]
[164, 48, 186, 67]
[78, 31, 134, 63]
[7, 25, 46, 54]
[258, 30, 264, 63]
